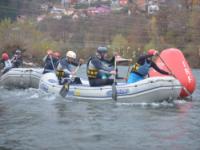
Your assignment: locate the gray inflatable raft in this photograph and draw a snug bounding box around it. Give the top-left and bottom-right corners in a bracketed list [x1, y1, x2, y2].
[0, 68, 43, 89]
[39, 73, 182, 103]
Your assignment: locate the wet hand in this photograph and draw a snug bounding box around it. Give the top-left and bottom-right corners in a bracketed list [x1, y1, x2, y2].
[71, 71, 76, 76]
[123, 77, 128, 81]
[110, 70, 116, 75]
[153, 51, 159, 56]
[115, 55, 123, 62]
[28, 62, 33, 66]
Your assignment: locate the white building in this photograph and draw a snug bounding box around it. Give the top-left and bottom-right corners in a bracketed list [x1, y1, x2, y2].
[148, 0, 159, 15]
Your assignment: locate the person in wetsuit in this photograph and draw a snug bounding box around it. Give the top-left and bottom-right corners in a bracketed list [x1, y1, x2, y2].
[43, 49, 57, 74]
[11, 49, 34, 68]
[56, 50, 84, 85]
[11, 49, 23, 68]
[128, 49, 170, 83]
[87, 46, 117, 87]
[0, 52, 13, 74]
[53, 51, 61, 68]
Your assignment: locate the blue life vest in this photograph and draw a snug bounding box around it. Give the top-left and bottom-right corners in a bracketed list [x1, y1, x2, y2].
[137, 60, 151, 76]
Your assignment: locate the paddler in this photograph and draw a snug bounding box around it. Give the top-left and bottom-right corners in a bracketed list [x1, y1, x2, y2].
[127, 49, 170, 83]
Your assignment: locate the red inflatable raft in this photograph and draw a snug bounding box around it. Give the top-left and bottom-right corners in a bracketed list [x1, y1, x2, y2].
[149, 48, 196, 98]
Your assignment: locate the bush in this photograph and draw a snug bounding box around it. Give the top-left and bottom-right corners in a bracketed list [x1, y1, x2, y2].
[0, 19, 62, 63]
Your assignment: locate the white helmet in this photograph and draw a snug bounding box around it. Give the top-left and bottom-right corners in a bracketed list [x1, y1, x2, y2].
[66, 51, 76, 59]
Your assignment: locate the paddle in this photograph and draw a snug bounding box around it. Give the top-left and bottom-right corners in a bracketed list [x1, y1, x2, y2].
[59, 81, 70, 97]
[112, 57, 117, 101]
[158, 55, 192, 98]
[23, 62, 37, 67]
[125, 60, 132, 83]
[49, 55, 56, 71]
[59, 64, 80, 98]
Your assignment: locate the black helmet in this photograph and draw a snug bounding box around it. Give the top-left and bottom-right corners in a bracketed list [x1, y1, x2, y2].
[15, 49, 21, 54]
[97, 46, 108, 53]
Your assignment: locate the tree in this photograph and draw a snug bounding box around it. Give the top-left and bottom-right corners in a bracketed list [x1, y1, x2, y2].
[111, 34, 128, 57]
[0, 0, 43, 21]
[0, 0, 19, 20]
[147, 16, 159, 50]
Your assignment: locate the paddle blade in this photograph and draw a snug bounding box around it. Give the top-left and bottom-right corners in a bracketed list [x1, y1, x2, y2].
[59, 83, 69, 98]
[112, 83, 117, 101]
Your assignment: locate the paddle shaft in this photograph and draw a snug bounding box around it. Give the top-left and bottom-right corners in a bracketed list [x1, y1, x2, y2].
[74, 64, 80, 75]
[112, 58, 117, 101]
[49, 55, 56, 71]
[126, 61, 132, 83]
[158, 55, 192, 97]
[114, 58, 117, 83]
[59, 64, 81, 98]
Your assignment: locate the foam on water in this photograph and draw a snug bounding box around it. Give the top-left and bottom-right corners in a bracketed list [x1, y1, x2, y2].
[25, 88, 58, 101]
[0, 87, 58, 102]
[116, 100, 188, 108]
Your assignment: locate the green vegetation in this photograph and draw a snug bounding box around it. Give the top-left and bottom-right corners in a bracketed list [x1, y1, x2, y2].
[0, 18, 60, 63]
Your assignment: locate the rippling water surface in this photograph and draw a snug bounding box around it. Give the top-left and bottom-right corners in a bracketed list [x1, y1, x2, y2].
[0, 69, 200, 150]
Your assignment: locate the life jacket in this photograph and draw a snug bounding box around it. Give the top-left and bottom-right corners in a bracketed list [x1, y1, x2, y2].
[87, 56, 113, 79]
[56, 57, 70, 78]
[1, 59, 12, 74]
[56, 59, 64, 78]
[56, 70, 65, 78]
[87, 69, 98, 78]
[87, 56, 99, 79]
[131, 60, 151, 76]
[4, 60, 12, 69]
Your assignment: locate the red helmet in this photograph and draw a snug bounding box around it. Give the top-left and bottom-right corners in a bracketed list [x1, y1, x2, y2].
[53, 52, 61, 58]
[147, 49, 158, 56]
[2, 53, 9, 61]
[47, 49, 53, 55]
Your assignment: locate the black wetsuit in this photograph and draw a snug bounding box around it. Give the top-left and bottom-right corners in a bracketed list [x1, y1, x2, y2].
[87, 56, 115, 87]
[134, 54, 169, 76]
[43, 55, 59, 74]
[11, 54, 23, 68]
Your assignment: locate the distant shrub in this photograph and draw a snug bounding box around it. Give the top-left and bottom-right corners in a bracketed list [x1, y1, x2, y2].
[0, 19, 62, 62]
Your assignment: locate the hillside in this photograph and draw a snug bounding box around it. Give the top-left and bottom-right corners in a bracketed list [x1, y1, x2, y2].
[0, 0, 200, 67]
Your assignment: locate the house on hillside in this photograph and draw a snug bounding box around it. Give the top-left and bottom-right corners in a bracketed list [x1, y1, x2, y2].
[50, 6, 67, 15]
[136, 0, 160, 14]
[119, 0, 128, 6]
[66, 0, 108, 5]
[147, 0, 159, 15]
[136, 0, 147, 11]
[16, 15, 27, 23]
[186, 0, 200, 9]
[87, 5, 111, 15]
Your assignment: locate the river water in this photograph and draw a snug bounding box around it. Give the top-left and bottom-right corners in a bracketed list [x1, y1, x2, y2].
[0, 68, 200, 150]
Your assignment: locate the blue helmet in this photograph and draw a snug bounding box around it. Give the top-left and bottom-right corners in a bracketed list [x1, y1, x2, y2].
[97, 46, 108, 53]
